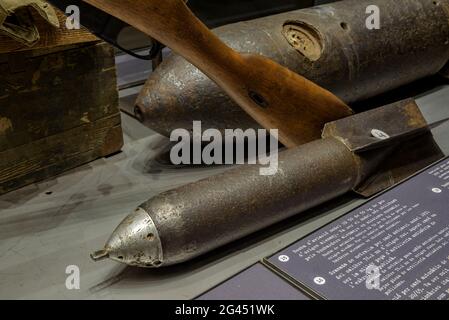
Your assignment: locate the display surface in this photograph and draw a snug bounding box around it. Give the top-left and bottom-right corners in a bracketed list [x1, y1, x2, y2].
[267, 158, 449, 300]
[0, 84, 448, 300]
[197, 264, 309, 300]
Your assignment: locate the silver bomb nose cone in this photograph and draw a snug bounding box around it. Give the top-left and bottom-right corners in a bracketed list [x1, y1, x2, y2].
[92, 208, 163, 268]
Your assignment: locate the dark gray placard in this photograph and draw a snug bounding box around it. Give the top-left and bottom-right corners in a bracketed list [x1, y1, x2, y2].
[197, 263, 310, 300]
[267, 158, 449, 300]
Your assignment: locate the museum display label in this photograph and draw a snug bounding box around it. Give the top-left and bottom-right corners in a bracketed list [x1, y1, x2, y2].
[266, 158, 449, 300]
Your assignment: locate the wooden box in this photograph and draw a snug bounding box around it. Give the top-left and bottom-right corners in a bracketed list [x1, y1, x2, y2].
[0, 15, 123, 195]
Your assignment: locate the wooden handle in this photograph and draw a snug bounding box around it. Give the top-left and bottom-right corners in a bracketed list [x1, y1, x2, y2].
[84, 0, 353, 147]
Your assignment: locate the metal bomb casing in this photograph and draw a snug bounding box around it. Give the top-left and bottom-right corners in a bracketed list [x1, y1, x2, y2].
[94, 100, 443, 267]
[136, 0, 449, 136]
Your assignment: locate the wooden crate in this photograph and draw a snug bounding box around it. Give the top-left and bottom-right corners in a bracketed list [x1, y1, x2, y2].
[0, 19, 123, 194]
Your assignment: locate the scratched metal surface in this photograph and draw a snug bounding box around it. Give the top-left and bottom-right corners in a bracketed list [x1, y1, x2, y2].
[0, 85, 448, 300]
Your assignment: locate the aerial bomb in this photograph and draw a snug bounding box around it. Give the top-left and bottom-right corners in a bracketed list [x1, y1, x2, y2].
[136, 0, 449, 137]
[92, 100, 443, 267]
